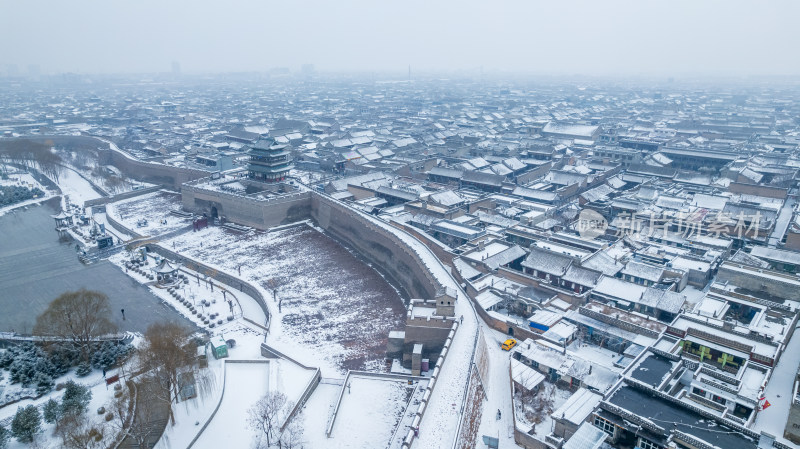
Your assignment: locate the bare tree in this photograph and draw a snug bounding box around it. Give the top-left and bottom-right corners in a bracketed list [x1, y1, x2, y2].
[278, 414, 305, 449]
[136, 322, 198, 425]
[33, 148, 64, 185]
[0, 140, 64, 183]
[247, 391, 292, 448]
[33, 289, 116, 361]
[56, 413, 106, 449]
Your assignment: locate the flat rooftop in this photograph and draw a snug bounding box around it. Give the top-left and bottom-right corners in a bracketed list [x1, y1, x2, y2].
[607, 385, 757, 449]
[629, 353, 675, 387]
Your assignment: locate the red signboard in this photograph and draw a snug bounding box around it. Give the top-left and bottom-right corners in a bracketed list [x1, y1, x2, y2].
[106, 375, 120, 385]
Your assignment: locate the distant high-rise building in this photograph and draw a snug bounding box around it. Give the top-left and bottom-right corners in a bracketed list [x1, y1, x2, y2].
[171, 61, 181, 75]
[301, 64, 315, 75]
[4, 64, 18, 77]
[247, 138, 292, 182]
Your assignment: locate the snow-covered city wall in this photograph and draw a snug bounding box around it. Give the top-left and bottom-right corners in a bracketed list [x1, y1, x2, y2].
[311, 192, 442, 299]
[6, 134, 210, 190]
[100, 146, 209, 190]
[182, 182, 313, 229]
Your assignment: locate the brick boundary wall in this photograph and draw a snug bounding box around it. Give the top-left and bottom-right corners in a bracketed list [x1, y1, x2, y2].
[84, 185, 162, 208]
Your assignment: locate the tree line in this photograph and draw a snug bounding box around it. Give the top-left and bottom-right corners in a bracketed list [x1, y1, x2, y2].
[0, 288, 214, 448]
[0, 139, 64, 184]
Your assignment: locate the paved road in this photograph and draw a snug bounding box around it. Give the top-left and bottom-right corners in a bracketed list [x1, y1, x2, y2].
[752, 325, 800, 444]
[0, 198, 195, 334]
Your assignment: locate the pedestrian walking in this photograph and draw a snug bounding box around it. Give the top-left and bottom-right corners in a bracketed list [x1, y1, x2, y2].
[121, 309, 126, 320]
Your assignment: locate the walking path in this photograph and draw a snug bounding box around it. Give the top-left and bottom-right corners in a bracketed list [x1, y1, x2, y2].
[752, 325, 800, 444]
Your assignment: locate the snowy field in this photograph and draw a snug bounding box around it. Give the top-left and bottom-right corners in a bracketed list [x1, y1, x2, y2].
[164, 224, 406, 374]
[328, 376, 413, 447]
[106, 190, 190, 237]
[190, 362, 269, 449]
[58, 166, 102, 206]
[172, 358, 315, 449]
[154, 342, 316, 448]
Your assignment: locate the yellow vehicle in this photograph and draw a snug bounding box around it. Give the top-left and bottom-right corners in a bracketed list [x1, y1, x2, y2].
[501, 339, 517, 351]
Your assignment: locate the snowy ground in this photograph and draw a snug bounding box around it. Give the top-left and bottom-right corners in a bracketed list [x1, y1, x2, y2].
[103, 217, 416, 447]
[163, 224, 406, 375]
[0, 162, 100, 218]
[299, 383, 341, 447]
[160, 356, 316, 449]
[340, 199, 483, 449]
[60, 153, 153, 196]
[190, 362, 269, 449]
[106, 190, 190, 237]
[108, 251, 267, 333]
[57, 165, 103, 206]
[0, 365, 127, 449]
[92, 212, 132, 241]
[325, 376, 414, 448]
[293, 375, 426, 449]
[155, 356, 225, 449]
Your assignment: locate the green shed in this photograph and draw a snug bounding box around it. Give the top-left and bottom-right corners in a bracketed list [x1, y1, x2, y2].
[210, 335, 228, 359]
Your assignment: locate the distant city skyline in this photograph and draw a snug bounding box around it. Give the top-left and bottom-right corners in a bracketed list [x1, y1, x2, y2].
[1, 0, 798, 76]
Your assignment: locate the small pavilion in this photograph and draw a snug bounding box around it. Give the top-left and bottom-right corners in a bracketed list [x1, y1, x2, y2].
[52, 210, 73, 232]
[152, 259, 182, 286]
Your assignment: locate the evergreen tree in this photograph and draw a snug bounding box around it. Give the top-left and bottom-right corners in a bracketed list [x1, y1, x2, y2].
[60, 381, 92, 418]
[34, 371, 53, 396]
[43, 398, 61, 425]
[76, 362, 92, 377]
[0, 424, 9, 449]
[11, 405, 41, 444]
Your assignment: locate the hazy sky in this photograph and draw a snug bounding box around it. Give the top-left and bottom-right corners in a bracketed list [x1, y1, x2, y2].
[1, 0, 798, 76]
